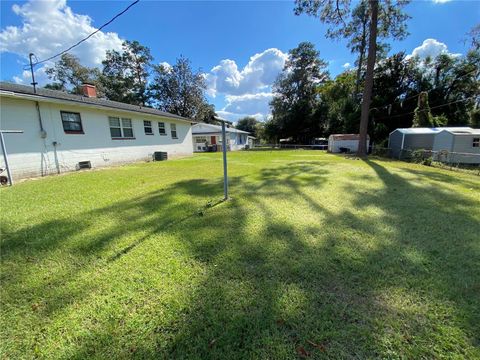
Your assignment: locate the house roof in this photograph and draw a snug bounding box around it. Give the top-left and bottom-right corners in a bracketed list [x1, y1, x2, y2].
[192, 123, 250, 135]
[0, 82, 193, 123]
[392, 127, 473, 135]
[329, 134, 370, 141]
[446, 128, 480, 135]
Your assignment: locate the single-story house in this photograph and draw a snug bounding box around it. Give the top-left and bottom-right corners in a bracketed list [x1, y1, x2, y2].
[432, 128, 480, 164]
[192, 123, 251, 152]
[0, 82, 194, 180]
[328, 134, 369, 153]
[388, 127, 474, 159]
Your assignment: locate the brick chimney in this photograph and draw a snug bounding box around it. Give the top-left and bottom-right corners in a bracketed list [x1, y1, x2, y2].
[82, 83, 97, 98]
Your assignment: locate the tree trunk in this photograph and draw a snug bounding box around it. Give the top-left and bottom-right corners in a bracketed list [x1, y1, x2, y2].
[354, 20, 367, 99]
[357, 0, 378, 157]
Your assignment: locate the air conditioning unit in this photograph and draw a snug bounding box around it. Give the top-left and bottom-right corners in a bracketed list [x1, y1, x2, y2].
[153, 151, 168, 161]
[77, 161, 92, 170]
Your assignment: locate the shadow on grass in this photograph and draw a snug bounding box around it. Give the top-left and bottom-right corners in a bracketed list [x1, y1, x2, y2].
[1, 160, 479, 358]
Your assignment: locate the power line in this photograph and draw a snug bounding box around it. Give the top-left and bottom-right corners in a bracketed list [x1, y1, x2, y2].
[374, 96, 477, 121]
[370, 66, 479, 113]
[26, 0, 139, 68]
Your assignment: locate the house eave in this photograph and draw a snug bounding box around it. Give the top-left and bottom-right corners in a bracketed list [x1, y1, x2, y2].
[0, 90, 195, 124]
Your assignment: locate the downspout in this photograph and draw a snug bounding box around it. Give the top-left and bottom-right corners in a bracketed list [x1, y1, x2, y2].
[35, 101, 47, 138]
[34, 101, 49, 176]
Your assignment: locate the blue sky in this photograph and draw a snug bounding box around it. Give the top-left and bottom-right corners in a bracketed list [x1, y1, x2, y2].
[1, 0, 479, 121]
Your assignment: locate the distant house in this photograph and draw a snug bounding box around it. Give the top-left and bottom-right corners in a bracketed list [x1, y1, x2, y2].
[328, 134, 369, 153]
[192, 123, 251, 152]
[0, 82, 194, 180]
[388, 127, 476, 160]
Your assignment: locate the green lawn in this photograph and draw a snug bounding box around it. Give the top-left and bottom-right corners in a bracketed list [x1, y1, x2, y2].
[1, 150, 479, 359]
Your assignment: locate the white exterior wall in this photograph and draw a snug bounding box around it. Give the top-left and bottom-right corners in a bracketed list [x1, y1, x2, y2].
[0, 96, 193, 180]
[192, 133, 248, 152]
[328, 139, 369, 153]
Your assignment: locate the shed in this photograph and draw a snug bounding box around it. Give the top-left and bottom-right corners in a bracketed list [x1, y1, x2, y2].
[328, 134, 369, 153]
[388, 127, 473, 159]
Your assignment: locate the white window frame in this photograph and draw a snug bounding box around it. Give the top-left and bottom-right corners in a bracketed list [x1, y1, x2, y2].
[109, 117, 134, 139]
[473, 137, 480, 148]
[195, 136, 208, 143]
[144, 120, 153, 135]
[170, 123, 178, 139]
[158, 122, 167, 136]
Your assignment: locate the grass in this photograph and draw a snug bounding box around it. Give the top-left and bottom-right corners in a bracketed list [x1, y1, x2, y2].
[1, 150, 479, 359]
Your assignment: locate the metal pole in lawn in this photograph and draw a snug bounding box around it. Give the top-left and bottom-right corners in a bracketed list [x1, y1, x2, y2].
[221, 121, 228, 200]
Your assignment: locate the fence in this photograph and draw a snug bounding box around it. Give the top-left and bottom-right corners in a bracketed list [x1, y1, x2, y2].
[250, 144, 328, 150]
[371, 146, 480, 174]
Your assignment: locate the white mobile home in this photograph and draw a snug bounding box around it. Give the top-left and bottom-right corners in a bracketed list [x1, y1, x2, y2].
[328, 134, 369, 153]
[192, 123, 250, 152]
[0, 82, 194, 181]
[388, 127, 475, 160]
[433, 128, 480, 164]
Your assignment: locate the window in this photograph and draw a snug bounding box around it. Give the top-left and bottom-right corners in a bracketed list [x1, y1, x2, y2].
[109, 117, 134, 139]
[144, 120, 153, 135]
[61, 111, 83, 133]
[195, 136, 207, 143]
[158, 122, 166, 135]
[473, 138, 480, 148]
[170, 123, 178, 139]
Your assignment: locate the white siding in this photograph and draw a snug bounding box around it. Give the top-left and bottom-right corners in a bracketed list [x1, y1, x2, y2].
[328, 139, 369, 153]
[0, 97, 193, 180]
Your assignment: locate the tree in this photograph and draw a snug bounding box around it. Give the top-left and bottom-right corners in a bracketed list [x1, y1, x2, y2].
[470, 108, 480, 128]
[466, 23, 480, 51]
[45, 53, 102, 95]
[412, 92, 433, 127]
[294, 0, 410, 156]
[101, 40, 153, 105]
[317, 70, 359, 135]
[236, 117, 259, 137]
[195, 103, 217, 124]
[270, 42, 329, 142]
[149, 56, 213, 121]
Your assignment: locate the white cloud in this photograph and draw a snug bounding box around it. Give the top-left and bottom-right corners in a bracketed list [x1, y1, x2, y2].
[158, 62, 172, 72]
[342, 62, 351, 69]
[206, 48, 288, 97]
[1, 0, 123, 84]
[206, 48, 287, 121]
[223, 92, 273, 118]
[432, 0, 452, 3]
[406, 38, 460, 60]
[13, 67, 50, 85]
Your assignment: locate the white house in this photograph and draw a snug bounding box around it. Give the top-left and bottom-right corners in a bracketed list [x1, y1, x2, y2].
[0, 82, 194, 181]
[192, 123, 251, 152]
[328, 134, 369, 153]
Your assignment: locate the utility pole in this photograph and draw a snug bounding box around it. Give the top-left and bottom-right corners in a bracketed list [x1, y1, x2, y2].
[29, 53, 38, 93]
[221, 121, 229, 200]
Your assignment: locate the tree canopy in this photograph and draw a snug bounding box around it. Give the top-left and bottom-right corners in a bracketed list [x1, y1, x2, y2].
[44, 41, 217, 121]
[149, 56, 214, 121]
[270, 42, 329, 142]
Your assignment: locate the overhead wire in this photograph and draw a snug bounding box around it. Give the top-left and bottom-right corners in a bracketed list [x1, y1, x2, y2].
[24, 0, 139, 69]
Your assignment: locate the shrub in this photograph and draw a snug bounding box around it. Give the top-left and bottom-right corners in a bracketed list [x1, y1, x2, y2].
[410, 149, 433, 166]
